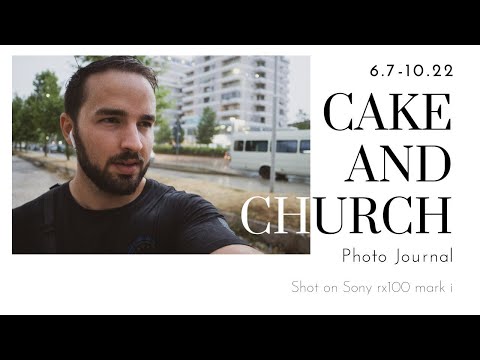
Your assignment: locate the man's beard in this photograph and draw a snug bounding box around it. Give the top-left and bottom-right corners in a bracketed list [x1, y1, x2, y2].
[73, 128, 150, 195]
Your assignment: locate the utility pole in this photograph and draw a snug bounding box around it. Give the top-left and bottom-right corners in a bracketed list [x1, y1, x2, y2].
[175, 113, 183, 157]
[270, 56, 279, 193]
[175, 119, 180, 156]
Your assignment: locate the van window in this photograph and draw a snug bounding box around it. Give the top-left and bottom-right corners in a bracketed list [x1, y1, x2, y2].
[277, 140, 298, 153]
[300, 140, 310, 154]
[245, 140, 268, 152]
[234, 141, 244, 151]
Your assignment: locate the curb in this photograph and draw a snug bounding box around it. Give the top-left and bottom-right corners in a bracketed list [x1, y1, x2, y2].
[16, 153, 76, 179]
[150, 162, 244, 176]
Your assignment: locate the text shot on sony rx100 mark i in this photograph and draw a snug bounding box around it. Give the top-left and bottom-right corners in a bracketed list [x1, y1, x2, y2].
[12, 55, 311, 254]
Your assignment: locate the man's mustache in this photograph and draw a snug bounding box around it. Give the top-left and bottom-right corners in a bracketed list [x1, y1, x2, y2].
[108, 151, 145, 164]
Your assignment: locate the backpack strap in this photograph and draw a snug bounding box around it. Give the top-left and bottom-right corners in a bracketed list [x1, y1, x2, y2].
[42, 184, 60, 253]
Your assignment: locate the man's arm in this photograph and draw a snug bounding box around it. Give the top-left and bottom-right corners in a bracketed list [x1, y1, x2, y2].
[211, 245, 263, 254]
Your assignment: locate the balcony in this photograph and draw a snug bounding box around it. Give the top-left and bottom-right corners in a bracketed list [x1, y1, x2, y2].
[182, 84, 195, 93]
[222, 79, 241, 89]
[182, 95, 195, 103]
[253, 87, 268, 94]
[252, 110, 267, 116]
[181, 103, 195, 111]
[222, 56, 241, 66]
[218, 109, 242, 118]
[253, 100, 268, 106]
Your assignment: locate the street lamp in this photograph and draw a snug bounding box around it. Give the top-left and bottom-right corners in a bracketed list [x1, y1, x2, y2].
[174, 113, 184, 156]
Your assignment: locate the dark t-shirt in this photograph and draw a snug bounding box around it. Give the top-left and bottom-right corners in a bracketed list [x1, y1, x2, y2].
[12, 179, 246, 254]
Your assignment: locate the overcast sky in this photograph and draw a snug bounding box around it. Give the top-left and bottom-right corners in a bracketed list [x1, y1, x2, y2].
[12, 56, 310, 123]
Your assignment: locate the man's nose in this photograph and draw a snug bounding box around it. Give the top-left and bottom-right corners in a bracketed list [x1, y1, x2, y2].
[120, 124, 143, 153]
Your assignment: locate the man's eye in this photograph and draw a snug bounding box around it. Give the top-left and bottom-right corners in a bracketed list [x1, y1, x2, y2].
[139, 121, 153, 128]
[101, 118, 119, 124]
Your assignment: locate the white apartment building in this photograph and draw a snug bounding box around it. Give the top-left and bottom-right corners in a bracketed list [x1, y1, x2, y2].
[180, 56, 290, 145]
[154, 56, 193, 124]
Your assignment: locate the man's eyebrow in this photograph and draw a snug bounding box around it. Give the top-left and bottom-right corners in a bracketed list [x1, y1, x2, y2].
[95, 108, 128, 117]
[140, 114, 156, 122]
[95, 108, 155, 121]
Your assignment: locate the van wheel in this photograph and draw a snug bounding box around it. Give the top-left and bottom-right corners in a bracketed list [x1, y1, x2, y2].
[259, 166, 270, 179]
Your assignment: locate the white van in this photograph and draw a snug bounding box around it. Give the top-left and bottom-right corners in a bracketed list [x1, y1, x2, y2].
[229, 130, 310, 179]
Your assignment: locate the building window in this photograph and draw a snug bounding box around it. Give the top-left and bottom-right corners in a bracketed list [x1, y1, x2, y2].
[279, 109, 284, 115]
[255, 72, 266, 78]
[255, 105, 266, 112]
[200, 77, 213, 84]
[204, 86, 213, 93]
[204, 97, 210, 103]
[256, 60, 266, 67]
[221, 91, 241, 100]
[260, 117, 265, 123]
[256, 94, 265, 101]
[204, 66, 210, 72]
[204, 56, 211, 61]
[255, 83, 266, 89]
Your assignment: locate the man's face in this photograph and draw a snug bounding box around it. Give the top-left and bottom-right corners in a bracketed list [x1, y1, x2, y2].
[73, 70, 156, 195]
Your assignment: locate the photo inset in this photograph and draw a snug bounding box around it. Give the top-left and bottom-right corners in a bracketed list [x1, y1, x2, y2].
[12, 55, 310, 254]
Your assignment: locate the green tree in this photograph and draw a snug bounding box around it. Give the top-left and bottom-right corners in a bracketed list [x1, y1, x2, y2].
[155, 118, 172, 144]
[154, 86, 172, 118]
[30, 70, 64, 157]
[12, 95, 24, 149]
[196, 107, 218, 145]
[13, 94, 51, 152]
[290, 121, 310, 130]
[289, 109, 310, 129]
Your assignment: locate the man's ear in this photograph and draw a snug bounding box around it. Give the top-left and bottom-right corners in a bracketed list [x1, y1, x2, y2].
[60, 113, 74, 146]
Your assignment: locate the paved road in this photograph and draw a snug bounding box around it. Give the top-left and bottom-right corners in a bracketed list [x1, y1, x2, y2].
[12, 156, 65, 208]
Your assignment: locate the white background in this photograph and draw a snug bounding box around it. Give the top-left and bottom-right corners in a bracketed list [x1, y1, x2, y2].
[2, 45, 479, 314]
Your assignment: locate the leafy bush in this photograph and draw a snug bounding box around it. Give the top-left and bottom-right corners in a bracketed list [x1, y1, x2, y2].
[153, 144, 228, 158]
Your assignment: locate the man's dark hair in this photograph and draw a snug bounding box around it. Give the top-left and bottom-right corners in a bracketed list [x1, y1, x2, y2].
[64, 56, 158, 122]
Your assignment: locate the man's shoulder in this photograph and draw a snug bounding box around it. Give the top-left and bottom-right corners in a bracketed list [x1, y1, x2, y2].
[146, 178, 217, 213]
[13, 184, 65, 221]
[147, 178, 203, 202]
[13, 192, 45, 220]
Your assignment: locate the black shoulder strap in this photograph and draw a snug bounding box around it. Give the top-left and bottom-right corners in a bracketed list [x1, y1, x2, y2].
[42, 184, 60, 253]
